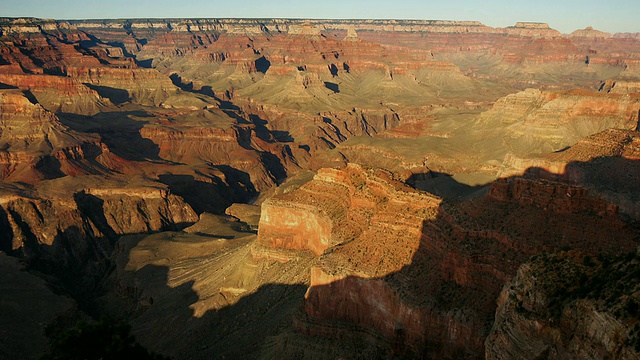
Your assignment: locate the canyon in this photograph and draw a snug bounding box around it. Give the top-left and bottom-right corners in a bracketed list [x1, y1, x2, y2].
[1, 17, 640, 359]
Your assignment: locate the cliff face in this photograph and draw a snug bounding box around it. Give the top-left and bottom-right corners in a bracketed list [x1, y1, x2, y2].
[488, 177, 619, 218]
[0, 20, 180, 113]
[257, 163, 640, 357]
[258, 164, 447, 355]
[486, 252, 640, 359]
[1, 178, 197, 268]
[139, 120, 299, 192]
[257, 163, 440, 257]
[0, 90, 120, 182]
[0, 90, 90, 152]
[473, 88, 640, 157]
[0, 73, 107, 115]
[498, 129, 640, 220]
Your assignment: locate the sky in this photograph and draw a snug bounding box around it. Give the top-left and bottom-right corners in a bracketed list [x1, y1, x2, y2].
[3, 0, 639, 34]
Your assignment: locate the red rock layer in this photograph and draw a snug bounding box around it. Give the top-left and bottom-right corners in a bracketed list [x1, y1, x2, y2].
[497, 130, 640, 218]
[0, 21, 179, 111]
[257, 163, 639, 357]
[0, 90, 123, 181]
[257, 163, 440, 256]
[139, 117, 301, 192]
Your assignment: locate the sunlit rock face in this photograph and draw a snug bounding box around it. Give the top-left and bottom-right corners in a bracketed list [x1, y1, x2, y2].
[257, 163, 440, 257]
[256, 162, 639, 357]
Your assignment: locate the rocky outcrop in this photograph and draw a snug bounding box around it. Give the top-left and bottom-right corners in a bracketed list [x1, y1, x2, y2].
[67, 66, 179, 105]
[256, 163, 639, 357]
[497, 129, 640, 220]
[0, 72, 107, 115]
[0, 20, 179, 110]
[486, 251, 640, 359]
[0, 177, 197, 274]
[601, 80, 640, 94]
[0, 90, 120, 181]
[568, 26, 613, 39]
[139, 119, 299, 192]
[302, 268, 431, 355]
[259, 164, 454, 355]
[0, 90, 84, 149]
[498, 129, 640, 179]
[257, 163, 441, 256]
[473, 88, 640, 158]
[488, 177, 618, 218]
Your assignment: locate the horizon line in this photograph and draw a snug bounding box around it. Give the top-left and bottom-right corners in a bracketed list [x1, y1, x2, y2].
[1, 16, 630, 35]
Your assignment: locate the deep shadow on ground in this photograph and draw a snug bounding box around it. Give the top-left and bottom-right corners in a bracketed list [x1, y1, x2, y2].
[5, 155, 640, 359]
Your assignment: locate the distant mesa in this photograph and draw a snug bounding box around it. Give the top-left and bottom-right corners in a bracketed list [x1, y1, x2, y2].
[512, 22, 551, 29]
[288, 21, 322, 36]
[343, 26, 360, 42]
[568, 26, 613, 38]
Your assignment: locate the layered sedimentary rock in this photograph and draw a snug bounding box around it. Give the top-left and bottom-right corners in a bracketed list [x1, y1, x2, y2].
[0, 90, 120, 181]
[258, 163, 440, 256]
[472, 88, 640, 157]
[4, 16, 636, 183]
[139, 116, 300, 192]
[258, 164, 444, 355]
[488, 177, 618, 218]
[498, 129, 640, 219]
[106, 19, 495, 166]
[1, 177, 197, 264]
[1, 15, 640, 360]
[498, 128, 640, 179]
[257, 163, 640, 357]
[0, 19, 179, 112]
[486, 252, 640, 359]
[0, 73, 107, 115]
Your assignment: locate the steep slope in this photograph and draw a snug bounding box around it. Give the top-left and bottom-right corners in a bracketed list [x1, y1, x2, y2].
[0, 18, 182, 112]
[0, 90, 118, 182]
[486, 251, 640, 359]
[471, 88, 640, 156]
[498, 129, 640, 219]
[257, 163, 640, 358]
[1, 176, 197, 271]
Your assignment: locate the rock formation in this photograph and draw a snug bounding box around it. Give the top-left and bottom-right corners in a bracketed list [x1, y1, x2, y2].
[1, 15, 640, 360]
[486, 251, 640, 359]
[257, 163, 440, 257]
[0, 90, 115, 181]
[471, 88, 640, 157]
[498, 129, 640, 219]
[257, 163, 639, 357]
[1, 176, 197, 275]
